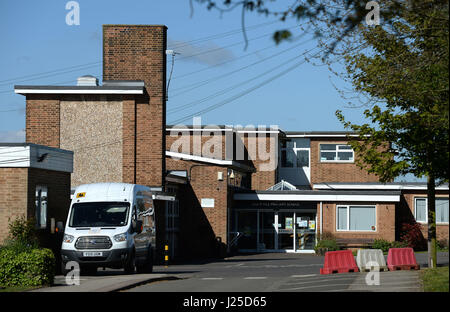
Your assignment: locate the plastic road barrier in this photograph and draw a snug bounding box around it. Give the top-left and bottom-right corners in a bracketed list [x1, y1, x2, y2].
[387, 248, 420, 271]
[356, 249, 388, 272]
[320, 250, 359, 274]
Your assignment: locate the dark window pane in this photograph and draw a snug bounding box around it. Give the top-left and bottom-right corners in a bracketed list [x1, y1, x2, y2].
[320, 151, 336, 161]
[320, 144, 337, 151]
[337, 151, 354, 161]
[296, 150, 309, 167]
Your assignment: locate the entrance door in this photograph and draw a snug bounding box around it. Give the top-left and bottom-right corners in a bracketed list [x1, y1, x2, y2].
[276, 211, 295, 250]
[258, 211, 275, 250]
[235, 210, 316, 252]
[236, 211, 257, 250]
[294, 212, 316, 250]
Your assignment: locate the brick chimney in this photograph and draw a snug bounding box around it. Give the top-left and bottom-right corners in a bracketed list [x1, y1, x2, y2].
[103, 25, 167, 188]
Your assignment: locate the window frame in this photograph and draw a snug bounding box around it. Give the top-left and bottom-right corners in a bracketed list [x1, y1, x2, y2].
[414, 197, 449, 225]
[35, 185, 48, 230]
[280, 139, 310, 169]
[319, 143, 355, 163]
[336, 204, 377, 232]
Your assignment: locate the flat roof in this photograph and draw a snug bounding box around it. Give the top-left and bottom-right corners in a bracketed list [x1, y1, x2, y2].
[313, 182, 449, 191]
[0, 142, 73, 154]
[233, 189, 402, 202]
[14, 85, 144, 95]
[285, 131, 360, 138]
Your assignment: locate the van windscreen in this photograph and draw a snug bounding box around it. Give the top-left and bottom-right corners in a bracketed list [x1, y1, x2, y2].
[69, 202, 130, 227]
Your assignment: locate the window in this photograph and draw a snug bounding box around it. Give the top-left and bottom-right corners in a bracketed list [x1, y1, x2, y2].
[280, 139, 310, 168]
[35, 186, 48, 229]
[436, 198, 449, 223]
[320, 144, 354, 162]
[415, 198, 427, 223]
[415, 197, 449, 224]
[336, 205, 376, 231]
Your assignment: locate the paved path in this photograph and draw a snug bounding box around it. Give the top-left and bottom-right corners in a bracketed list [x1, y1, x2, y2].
[31, 273, 174, 292]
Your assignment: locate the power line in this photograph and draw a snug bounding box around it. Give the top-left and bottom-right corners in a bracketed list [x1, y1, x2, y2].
[169, 48, 320, 124]
[167, 48, 313, 115]
[0, 62, 101, 87]
[168, 19, 280, 49]
[169, 37, 314, 98]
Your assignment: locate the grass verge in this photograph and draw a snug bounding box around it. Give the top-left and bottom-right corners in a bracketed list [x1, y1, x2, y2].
[420, 266, 449, 292]
[0, 285, 40, 292]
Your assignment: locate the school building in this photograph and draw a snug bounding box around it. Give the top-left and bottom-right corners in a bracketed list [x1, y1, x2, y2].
[12, 24, 448, 261]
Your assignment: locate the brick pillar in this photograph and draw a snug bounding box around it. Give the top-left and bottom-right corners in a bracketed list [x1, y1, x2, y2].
[26, 95, 60, 148]
[103, 25, 167, 187]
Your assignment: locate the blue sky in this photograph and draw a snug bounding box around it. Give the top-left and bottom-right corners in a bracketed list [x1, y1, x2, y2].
[0, 0, 370, 137]
[0, 0, 426, 182]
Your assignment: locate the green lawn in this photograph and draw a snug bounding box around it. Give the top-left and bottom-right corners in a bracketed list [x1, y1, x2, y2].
[0, 286, 40, 292]
[421, 266, 449, 292]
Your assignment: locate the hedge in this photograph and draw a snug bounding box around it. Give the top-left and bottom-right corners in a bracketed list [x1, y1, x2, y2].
[0, 246, 55, 287]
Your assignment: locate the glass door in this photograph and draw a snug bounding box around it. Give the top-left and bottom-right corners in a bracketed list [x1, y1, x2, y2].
[258, 211, 275, 250]
[276, 211, 295, 251]
[236, 211, 257, 250]
[294, 212, 316, 250]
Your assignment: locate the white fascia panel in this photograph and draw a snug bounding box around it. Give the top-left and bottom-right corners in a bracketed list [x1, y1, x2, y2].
[166, 151, 253, 172]
[313, 183, 449, 191]
[14, 89, 143, 95]
[233, 193, 400, 202]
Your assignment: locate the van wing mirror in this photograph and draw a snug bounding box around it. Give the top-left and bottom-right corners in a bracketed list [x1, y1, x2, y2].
[132, 220, 143, 234]
[56, 221, 64, 234]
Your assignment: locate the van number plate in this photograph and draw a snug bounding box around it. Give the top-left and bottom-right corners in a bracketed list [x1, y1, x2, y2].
[83, 252, 103, 257]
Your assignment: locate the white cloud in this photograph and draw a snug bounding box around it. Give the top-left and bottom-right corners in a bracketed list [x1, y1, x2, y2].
[0, 129, 25, 143]
[168, 38, 235, 66]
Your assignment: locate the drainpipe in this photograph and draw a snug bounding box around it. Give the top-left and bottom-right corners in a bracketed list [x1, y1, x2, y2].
[320, 201, 323, 240]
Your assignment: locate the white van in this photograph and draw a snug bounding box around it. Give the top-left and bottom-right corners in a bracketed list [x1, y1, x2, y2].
[61, 183, 155, 275]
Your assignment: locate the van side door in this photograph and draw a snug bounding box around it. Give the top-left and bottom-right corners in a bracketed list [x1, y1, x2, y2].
[134, 195, 154, 259]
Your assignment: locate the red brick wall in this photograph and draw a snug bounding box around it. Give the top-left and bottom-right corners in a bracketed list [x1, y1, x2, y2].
[318, 202, 396, 242]
[103, 25, 167, 187]
[166, 157, 229, 259]
[26, 95, 60, 148]
[0, 167, 71, 246]
[241, 133, 277, 190]
[399, 190, 449, 244]
[310, 138, 380, 184]
[0, 168, 28, 244]
[122, 98, 136, 184]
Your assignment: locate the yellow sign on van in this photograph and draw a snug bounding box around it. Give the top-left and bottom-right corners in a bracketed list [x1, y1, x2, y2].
[76, 192, 86, 198]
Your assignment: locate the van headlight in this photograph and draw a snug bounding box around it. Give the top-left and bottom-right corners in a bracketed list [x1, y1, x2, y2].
[113, 233, 127, 242]
[63, 234, 74, 243]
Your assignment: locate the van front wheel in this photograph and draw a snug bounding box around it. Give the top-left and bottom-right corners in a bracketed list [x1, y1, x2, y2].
[137, 249, 153, 274]
[124, 250, 136, 274]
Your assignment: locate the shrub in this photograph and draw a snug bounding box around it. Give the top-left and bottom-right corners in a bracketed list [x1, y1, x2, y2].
[7, 215, 37, 244]
[314, 237, 339, 255]
[391, 241, 408, 249]
[437, 239, 449, 251]
[0, 247, 55, 287]
[372, 239, 392, 252]
[400, 222, 427, 251]
[0, 216, 55, 288]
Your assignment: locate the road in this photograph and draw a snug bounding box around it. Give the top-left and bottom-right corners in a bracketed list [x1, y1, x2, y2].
[124, 252, 448, 292]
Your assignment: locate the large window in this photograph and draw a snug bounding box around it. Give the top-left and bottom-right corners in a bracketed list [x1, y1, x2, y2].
[415, 197, 449, 224]
[320, 144, 354, 162]
[280, 139, 309, 168]
[336, 205, 376, 231]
